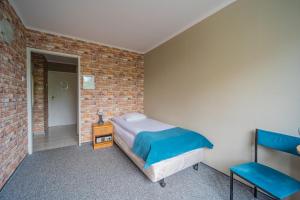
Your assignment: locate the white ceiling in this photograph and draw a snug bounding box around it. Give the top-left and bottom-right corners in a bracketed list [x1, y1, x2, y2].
[10, 0, 235, 53]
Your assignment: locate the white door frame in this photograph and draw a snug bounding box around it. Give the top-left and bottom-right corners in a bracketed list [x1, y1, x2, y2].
[26, 48, 81, 154]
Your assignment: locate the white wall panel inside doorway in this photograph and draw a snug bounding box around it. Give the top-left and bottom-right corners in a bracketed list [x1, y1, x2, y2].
[48, 71, 77, 127]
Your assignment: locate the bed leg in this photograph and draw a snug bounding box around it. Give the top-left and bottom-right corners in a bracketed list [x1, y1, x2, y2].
[254, 186, 257, 198]
[193, 163, 199, 171]
[230, 171, 233, 200]
[159, 179, 166, 188]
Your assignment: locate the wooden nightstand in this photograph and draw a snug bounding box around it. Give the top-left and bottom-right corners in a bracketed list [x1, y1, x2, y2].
[92, 122, 113, 150]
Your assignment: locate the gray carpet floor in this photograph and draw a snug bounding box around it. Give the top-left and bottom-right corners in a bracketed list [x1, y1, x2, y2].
[0, 144, 270, 200]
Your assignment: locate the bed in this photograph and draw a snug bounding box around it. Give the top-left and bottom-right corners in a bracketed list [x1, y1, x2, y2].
[111, 113, 213, 187]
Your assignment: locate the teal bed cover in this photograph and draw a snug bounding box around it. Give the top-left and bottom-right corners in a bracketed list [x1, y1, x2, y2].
[132, 127, 213, 168]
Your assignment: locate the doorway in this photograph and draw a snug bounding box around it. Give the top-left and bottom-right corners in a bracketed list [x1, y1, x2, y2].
[26, 48, 81, 153]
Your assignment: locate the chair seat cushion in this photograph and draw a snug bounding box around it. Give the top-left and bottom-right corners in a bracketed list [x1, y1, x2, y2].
[230, 162, 300, 199]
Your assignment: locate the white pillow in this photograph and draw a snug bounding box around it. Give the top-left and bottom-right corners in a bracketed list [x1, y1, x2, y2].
[122, 112, 146, 122]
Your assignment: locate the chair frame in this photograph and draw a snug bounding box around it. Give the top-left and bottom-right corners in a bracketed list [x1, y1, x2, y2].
[230, 129, 281, 200]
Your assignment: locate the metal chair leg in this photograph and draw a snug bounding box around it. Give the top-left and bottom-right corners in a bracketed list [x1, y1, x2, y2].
[159, 179, 166, 188]
[230, 171, 233, 200]
[254, 186, 257, 198]
[193, 163, 199, 171]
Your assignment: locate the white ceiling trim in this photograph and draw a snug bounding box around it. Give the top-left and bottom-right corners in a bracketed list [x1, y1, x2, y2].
[9, 0, 236, 54]
[144, 0, 236, 53]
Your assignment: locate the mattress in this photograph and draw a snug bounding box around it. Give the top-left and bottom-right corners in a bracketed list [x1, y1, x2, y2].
[112, 117, 174, 136]
[111, 117, 174, 147]
[111, 119, 205, 182]
[113, 122, 136, 148]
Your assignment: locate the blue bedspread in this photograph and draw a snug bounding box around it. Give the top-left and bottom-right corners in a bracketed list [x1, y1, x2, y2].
[132, 127, 213, 168]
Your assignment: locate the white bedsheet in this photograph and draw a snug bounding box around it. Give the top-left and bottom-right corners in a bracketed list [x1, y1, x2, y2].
[111, 117, 174, 136]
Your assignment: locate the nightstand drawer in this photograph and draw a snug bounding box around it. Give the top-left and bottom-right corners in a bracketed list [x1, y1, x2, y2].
[93, 126, 113, 134]
[92, 122, 114, 150]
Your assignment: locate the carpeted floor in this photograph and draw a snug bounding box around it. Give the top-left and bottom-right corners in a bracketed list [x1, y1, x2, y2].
[0, 144, 270, 200]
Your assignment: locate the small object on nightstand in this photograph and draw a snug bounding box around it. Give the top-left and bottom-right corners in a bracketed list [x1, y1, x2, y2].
[93, 122, 113, 150]
[97, 111, 104, 125]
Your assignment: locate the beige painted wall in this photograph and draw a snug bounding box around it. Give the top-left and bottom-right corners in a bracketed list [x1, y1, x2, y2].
[145, 0, 300, 198]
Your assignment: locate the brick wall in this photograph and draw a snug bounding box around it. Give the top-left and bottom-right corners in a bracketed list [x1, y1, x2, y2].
[26, 28, 144, 143]
[32, 53, 48, 135]
[0, 0, 27, 189]
[0, 0, 144, 190]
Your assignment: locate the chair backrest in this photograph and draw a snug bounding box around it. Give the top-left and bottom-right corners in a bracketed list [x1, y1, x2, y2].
[255, 129, 300, 162]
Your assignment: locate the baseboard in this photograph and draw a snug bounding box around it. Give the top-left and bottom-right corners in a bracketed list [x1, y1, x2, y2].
[33, 131, 46, 136]
[48, 124, 76, 128]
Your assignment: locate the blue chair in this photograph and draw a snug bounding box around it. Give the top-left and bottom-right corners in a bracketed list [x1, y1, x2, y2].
[230, 129, 300, 200]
